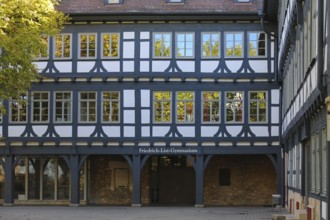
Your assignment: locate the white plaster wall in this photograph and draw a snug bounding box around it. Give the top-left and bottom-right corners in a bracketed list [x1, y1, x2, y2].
[177, 61, 195, 72]
[201, 126, 218, 137]
[123, 32, 135, 39]
[141, 110, 150, 124]
[249, 60, 268, 73]
[140, 61, 150, 72]
[271, 126, 279, 136]
[142, 126, 150, 137]
[77, 61, 95, 73]
[8, 126, 25, 137]
[152, 126, 170, 137]
[140, 32, 150, 40]
[201, 61, 219, 73]
[271, 107, 279, 123]
[250, 126, 269, 137]
[103, 126, 121, 137]
[123, 61, 134, 72]
[271, 90, 280, 104]
[225, 60, 243, 73]
[103, 61, 120, 72]
[0, 126, 2, 137]
[123, 90, 135, 107]
[54, 126, 72, 137]
[123, 42, 135, 59]
[226, 126, 243, 137]
[77, 126, 95, 137]
[177, 126, 195, 137]
[140, 90, 150, 107]
[54, 62, 72, 73]
[152, 61, 170, 72]
[33, 62, 48, 73]
[322, 201, 327, 219]
[124, 126, 135, 137]
[33, 126, 48, 136]
[140, 42, 150, 58]
[124, 110, 135, 123]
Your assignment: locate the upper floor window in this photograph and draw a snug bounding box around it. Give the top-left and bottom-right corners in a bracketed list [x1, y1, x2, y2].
[10, 94, 28, 123]
[102, 91, 120, 123]
[79, 92, 97, 123]
[0, 102, 3, 123]
[55, 92, 72, 123]
[106, 0, 123, 3]
[102, 33, 120, 59]
[154, 91, 171, 123]
[202, 92, 220, 123]
[249, 91, 267, 123]
[79, 33, 97, 59]
[176, 91, 194, 123]
[176, 33, 194, 58]
[153, 33, 172, 58]
[236, 0, 251, 2]
[248, 32, 266, 57]
[32, 92, 49, 123]
[167, 0, 184, 2]
[202, 32, 220, 58]
[35, 35, 49, 59]
[225, 91, 243, 123]
[225, 32, 243, 58]
[54, 34, 71, 59]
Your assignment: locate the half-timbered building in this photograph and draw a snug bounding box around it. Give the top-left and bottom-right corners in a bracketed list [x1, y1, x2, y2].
[0, 0, 280, 207]
[279, 0, 329, 219]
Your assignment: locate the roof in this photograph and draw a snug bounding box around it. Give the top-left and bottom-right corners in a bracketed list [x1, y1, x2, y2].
[58, 0, 263, 15]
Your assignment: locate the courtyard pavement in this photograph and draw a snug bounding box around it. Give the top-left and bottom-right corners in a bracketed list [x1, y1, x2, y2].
[0, 206, 288, 220]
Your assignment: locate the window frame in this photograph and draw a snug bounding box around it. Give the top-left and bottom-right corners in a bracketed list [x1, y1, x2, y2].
[34, 35, 50, 60]
[248, 32, 267, 58]
[106, 0, 123, 4]
[224, 32, 244, 58]
[166, 0, 184, 3]
[201, 32, 221, 59]
[175, 32, 195, 59]
[153, 32, 172, 59]
[248, 91, 268, 123]
[101, 32, 120, 59]
[201, 91, 221, 124]
[78, 33, 97, 59]
[176, 91, 195, 124]
[54, 91, 72, 124]
[31, 92, 49, 123]
[9, 94, 28, 123]
[78, 92, 97, 123]
[102, 91, 120, 123]
[225, 91, 244, 123]
[153, 91, 172, 124]
[53, 34, 72, 60]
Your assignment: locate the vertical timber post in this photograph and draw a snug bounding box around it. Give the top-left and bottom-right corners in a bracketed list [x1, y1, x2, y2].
[195, 154, 204, 208]
[132, 154, 141, 207]
[70, 155, 80, 207]
[4, 155, 14, 206]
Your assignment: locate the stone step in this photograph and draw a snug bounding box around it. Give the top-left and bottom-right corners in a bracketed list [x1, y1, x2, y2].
[295, 210, 307, 220]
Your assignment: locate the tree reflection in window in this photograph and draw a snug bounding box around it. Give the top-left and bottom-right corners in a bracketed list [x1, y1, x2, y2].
[176, 91, 194, 123]
[154, 33, 171, 58]
[202, 33, 220, 58]
[202, 91, 220, 123]
[225, 91, 243, 122]
[225, 32, 243, 57]
[102, 33, 119, 58]
[249, 91, 267, 123]
[154, 91, 171, 123]
[102, 91, 120, 123]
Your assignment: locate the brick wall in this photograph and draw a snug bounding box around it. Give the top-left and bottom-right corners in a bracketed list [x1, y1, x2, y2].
[204, 155, 277, 206]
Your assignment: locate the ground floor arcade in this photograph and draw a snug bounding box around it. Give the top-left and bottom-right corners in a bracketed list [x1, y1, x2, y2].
[0, 148, 281, 207]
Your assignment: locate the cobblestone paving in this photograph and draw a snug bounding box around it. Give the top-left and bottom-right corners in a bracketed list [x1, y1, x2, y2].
[0, 206, 288, 220]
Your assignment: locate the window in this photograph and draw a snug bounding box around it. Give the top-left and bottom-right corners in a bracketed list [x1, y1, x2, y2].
[248, 32, 266, 57]
[225, 32, 243, 57]
[10, 94, 28, 123]
[54, 92, 72, 123]
[107, 0, 121, 3]
[202, 32, 220, 58]
[79, 33, 97, 59]
[315, 133, 321, 194]
[202, 92, 220, 123]
[102, 33, 120, 58]
[176, 92, 194, 123]
[79, 92, 97, 123]
[321, 128, 327, 194]
[236, 0, 251, 2]
[154, 91, 171, 123]
[35, 35, 49, 59]
[153, 33, 171, 58]
[176, 33, 194, 58]
[219, 168, 231, 186]
[167, 0, 184, 2]
[225, 92, 243, 123]
[54, 34, 71, 59]
[249, 91, 267, 123]
[296, 144, 301, 189]
[102, 91, 120, 123]
[32, 92, 49, 123]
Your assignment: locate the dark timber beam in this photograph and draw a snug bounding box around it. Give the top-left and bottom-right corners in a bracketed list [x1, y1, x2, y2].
[132, 154, 141, 207]
[69, 155, 80, 206]
[195, 154, 204, 208]
[3, 155, 14, 206]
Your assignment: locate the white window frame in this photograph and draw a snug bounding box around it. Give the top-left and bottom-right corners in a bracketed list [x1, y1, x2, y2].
[315, 132, 321, 194]
[225, 91, 244, 123]
[153, 32, 172, 59]
[31, 92, 49, 123]
[321, 127, 327, 195]
[9, 94, 28, 123]
[101, 33, 120, 59]
[176, 32, 194, 58]
[248, 32, 267, 58]
[54, 92, 72, 123]
[248, 91, 267, 123]
[34, 35, 49, 60]
[79, 92, 97, 123]
[201, 91, 221, 124]
[201, 32, 221, 58]
[54, 34, 72, 59]
[153, 91, 172, 124]
[224, 32, 244, 58]
[102, 91, 120, 123]
[176, 91, 195, 123]
[78, 33, 97, 59]
[107, 0, 122, 3]
[295, 144, 301, 189]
